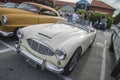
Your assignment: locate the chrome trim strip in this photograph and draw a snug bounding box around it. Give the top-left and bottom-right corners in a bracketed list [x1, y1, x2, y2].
[32, 39, 54, 51]
[27, 39, 54, 56]
[38, 32, 52, 39]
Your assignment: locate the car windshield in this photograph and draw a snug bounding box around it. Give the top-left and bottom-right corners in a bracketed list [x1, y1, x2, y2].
[17, 3, 40, 13]
[3, 3, 17, 8]
[57, 20, 94, 32]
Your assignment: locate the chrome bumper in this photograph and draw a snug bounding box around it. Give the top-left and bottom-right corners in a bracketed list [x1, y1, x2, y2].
[15, 44, 64, 74]
[0, 30, 13, 37]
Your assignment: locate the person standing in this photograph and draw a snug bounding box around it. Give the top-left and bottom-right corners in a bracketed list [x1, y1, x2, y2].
[81, 13, 85, 25]
[87, 13, 91, 25]
[68, 11, 73, 23]
[84, 14, 87, 25]
[102, 16, 107, 29]
[72, 11, 79, 24]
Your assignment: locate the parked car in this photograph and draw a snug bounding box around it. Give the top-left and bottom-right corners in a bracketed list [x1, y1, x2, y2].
[0, 2, 18, 8]
[0, 2, 66, 37]
[109, 23, 120, 79]
[15, 22, 96, 75]
[93, 21, 106, 30]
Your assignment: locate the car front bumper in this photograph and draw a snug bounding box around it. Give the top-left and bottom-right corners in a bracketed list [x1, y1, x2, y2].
[0, 30, 13, 37]
[15, 44, 64, 74]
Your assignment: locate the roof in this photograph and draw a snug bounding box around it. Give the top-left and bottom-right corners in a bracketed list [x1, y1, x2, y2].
[54, 1, 76, 7]
[24, 2, 58, 14]
[61, 4, 75, 12]
[62, 3, 74, 8]
[91, 0, 116, 10]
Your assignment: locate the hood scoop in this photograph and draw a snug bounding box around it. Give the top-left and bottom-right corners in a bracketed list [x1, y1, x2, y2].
[38, 32, 52, 39]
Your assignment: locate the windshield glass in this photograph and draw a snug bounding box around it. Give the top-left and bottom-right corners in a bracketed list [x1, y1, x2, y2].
[17, 3, 40, 13]
[57, 20, 94, 32]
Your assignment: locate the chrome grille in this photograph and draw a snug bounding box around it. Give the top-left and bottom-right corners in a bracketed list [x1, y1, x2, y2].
[27, 39, 54, 56]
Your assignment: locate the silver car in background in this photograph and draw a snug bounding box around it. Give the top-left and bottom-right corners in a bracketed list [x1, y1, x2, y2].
[0, 2, 18, 8]
[110, 23, 120, 79]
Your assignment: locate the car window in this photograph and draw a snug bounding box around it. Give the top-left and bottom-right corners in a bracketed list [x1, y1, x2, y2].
[40, 8, 57, 16]
[17, 3, 40, 13]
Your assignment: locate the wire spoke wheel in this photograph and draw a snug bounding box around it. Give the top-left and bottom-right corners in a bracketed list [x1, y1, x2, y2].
[69, 51, 79, 71]
[63, 47, 82, 75]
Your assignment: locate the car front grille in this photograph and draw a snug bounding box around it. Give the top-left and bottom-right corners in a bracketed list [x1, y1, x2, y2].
[27, 39, 54, 56]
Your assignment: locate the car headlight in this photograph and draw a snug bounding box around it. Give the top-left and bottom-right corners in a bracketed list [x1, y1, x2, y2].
[17, 30, 24, 39]
[55, 49, 66, 60]
[2, 15, 7, 25]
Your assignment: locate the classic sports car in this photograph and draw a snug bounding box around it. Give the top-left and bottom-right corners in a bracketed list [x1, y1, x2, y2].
[109, 23, 120, 79]
[15, 22, 96, 75]
[0, 2, 66, 37]
[0, 2, 18, 8]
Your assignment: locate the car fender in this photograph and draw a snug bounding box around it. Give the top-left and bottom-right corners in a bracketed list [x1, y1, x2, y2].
[3, 14, 39, 27]
[57, 35, 92, 67]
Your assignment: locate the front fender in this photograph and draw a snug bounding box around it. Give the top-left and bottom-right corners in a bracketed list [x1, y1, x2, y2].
[57, 36, 85, 67]
[4, 14, 39, 27]
[58, 33, 96, 67]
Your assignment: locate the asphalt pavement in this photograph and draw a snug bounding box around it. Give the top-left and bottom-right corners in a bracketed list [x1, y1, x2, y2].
[0, 29, 116, 80]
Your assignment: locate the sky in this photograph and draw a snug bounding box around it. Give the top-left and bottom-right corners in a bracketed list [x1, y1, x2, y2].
[57, 0, 120, 16]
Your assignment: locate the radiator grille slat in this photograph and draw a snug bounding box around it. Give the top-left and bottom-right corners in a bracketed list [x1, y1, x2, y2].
[27, 39, 54, 56]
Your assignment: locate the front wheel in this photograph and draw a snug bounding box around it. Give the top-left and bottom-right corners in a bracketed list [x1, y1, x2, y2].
[111, 59, 120, 79]
[63, 47, 82, 75]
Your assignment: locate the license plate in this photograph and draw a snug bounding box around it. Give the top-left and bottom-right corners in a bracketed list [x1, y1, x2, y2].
[25, 57, 36, 67]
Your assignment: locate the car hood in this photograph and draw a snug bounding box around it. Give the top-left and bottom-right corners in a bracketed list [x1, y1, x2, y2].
[23, 23, 87, 49]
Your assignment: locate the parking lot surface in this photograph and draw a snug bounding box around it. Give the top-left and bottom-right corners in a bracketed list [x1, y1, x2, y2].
[0, 29, 116, 80]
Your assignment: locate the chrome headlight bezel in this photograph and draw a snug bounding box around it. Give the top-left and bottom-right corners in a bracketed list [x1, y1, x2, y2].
[55, 49, 66, 60]
[17, 30, 24, 39]
[2, 15, 8, 26]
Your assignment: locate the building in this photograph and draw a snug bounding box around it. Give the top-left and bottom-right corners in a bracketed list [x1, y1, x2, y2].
[52, 0, 76, 7]
[91, 0, 116, 17]
[60, 4, 75, 12]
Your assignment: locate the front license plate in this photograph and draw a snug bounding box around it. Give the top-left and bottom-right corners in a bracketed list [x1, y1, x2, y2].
[25, 57, 36, 67]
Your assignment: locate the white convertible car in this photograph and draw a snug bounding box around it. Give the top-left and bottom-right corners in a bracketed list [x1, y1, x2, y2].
[15, 22, 96, 75]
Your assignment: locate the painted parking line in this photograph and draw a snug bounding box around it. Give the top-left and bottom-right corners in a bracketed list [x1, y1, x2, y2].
[0, 40, 16, 51]
[100, 40, 107, 80]
[0, 48, 12, 54]
[56, 74, 72, 80]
